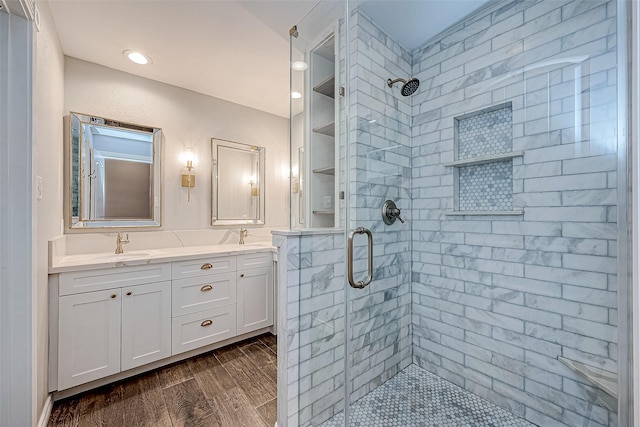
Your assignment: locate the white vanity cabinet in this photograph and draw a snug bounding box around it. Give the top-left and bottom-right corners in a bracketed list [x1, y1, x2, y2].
[50, 249, 274, 395]
[56, 269, 172, 390]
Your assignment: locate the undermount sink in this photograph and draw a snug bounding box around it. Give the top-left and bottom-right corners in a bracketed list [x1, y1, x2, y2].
[85, 252, 151, 261]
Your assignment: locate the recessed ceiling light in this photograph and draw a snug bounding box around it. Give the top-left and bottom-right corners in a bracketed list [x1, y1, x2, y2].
[292, 61, 308, 71]
[123, 50, 152, 65]
[291, 91, 302, 99]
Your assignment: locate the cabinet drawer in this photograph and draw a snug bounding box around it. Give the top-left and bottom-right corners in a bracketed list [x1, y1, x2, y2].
[237, 252, 272, 270]
[171, 305, 236, 355]
[59, 263, 171, 296]
[172, 273, 236, 317]
[171, 256, 236, 279]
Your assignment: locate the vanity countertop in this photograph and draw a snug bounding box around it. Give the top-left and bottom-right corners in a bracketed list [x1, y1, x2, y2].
[49, 242, 275, 274]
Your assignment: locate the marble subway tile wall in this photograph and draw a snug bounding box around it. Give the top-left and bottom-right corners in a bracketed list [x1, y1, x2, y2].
[274, 230, 346, 427]
[411, 1, 619, 426]
[347, 10, 413, 405]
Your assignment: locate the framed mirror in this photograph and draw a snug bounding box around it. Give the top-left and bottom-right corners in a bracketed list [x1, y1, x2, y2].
[67, 112, 162, 229]
[211, 138, 265, 226]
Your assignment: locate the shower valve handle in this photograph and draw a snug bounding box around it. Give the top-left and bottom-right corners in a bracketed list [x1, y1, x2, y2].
[390, 208, 405, 223]
[382, 200, 405, 225]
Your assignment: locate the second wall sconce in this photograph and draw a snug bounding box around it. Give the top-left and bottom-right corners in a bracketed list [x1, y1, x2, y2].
[181, 159, 196, 202]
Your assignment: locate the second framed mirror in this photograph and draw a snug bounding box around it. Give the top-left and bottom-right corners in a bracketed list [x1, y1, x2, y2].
[211, 138, 265, 226]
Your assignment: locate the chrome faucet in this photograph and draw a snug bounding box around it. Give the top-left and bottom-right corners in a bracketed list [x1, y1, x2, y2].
[239, 228, 248, 245]
[115, 232, 129, 254]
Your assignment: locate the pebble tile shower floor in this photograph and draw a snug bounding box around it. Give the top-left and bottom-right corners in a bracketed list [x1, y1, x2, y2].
[319, 364, 534, 427]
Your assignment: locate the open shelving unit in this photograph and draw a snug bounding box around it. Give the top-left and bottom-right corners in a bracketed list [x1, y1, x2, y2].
[308, 33, 338, 228]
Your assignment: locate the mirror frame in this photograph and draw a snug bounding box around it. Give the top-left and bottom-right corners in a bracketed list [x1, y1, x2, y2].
[211, 138, 265, 226]
[66, 112, 162, 229]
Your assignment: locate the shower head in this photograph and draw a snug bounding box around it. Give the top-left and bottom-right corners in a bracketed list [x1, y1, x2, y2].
[387, 77, 420, 96]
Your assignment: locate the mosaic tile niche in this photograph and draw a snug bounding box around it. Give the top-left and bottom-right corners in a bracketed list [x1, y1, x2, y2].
[459, 161, 513, 212]
[454, 103, 514, 213]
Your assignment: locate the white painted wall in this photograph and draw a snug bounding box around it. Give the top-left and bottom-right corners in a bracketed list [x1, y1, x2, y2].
[64, 57, 290, 232]
[34, 1, 65, 422]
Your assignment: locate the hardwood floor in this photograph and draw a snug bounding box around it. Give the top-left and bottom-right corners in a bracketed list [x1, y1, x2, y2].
[48, 333, 277, 427]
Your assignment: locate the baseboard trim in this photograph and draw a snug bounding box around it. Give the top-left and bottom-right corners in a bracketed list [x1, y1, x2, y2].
[37, 394, 53, 427]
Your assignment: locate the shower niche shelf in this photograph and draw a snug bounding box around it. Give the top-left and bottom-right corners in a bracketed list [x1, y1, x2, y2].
[444, 151, 523, 167]
[447, 102, 521, 216]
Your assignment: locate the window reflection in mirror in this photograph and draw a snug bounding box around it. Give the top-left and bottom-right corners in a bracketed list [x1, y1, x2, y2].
[211, 138, 265, 226]
[68, 112, 161, 229]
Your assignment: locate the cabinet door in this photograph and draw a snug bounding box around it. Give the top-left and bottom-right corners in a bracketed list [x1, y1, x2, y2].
[236, 267, 274, 334]
[121, 281, 171, 371]
[58, 289, 121, 390]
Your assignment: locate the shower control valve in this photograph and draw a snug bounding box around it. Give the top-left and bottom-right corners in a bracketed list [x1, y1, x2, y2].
[382, 200, 405, 225]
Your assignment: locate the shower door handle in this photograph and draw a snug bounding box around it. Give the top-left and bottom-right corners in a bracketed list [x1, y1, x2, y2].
[347, 227, 373, 289]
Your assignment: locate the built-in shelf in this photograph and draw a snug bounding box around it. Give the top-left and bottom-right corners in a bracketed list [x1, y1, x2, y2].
[313, 76, 335, 98]
[445, 210, 524, 216]
[308, 33, 336, 229]
[313, 122, 335, 137]
[312, 210, 334, 215]
[312, 167, 335, 175]
[444, 151, 523, 167]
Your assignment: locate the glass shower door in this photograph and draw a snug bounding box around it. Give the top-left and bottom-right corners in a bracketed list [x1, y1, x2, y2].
[343, 4, 414, 425]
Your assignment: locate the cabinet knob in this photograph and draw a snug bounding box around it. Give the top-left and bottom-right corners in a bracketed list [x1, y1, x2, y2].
[200, 285, 213, 292]
[110, 294, 117, 299]
[201, 263, 213, 270]
[126, 291, 132, 296]
[201, 320, 213, 327]
[240, 274, 244, 278]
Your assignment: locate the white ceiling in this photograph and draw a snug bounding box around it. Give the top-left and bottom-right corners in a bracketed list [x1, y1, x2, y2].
[358, 0, 493, 50]
[47, 0, 491, 119]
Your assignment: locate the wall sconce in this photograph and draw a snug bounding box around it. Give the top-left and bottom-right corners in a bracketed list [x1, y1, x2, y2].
[249, 176, 259, 197]
[181, 158, 196, 202]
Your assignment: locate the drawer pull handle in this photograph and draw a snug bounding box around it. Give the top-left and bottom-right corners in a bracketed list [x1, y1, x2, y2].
[201, 320, 213, 327]
[126, 291, 132, 296]
[200, 285, 213, 292]
[201, 263, 213, 270]
[110, 294, 117, 299]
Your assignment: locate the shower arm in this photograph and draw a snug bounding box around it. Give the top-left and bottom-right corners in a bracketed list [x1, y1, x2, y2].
[387, 78, 407, 88]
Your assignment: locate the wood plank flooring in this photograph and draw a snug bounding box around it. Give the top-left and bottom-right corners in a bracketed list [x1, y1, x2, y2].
[48, 333, 277, 427]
